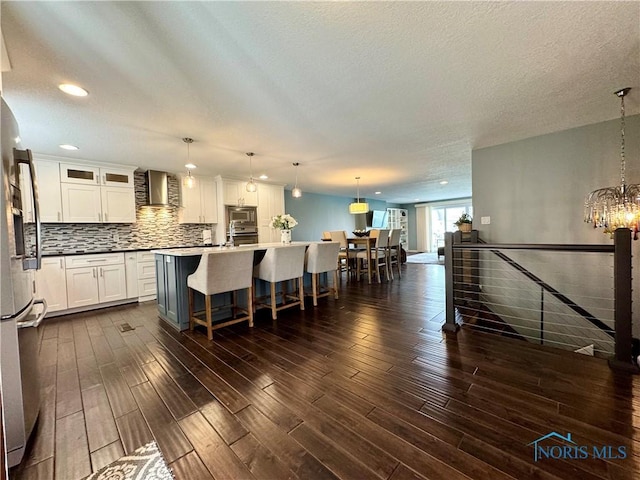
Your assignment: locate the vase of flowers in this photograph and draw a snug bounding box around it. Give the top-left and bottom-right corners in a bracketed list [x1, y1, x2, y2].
[270, 214, 298, 244]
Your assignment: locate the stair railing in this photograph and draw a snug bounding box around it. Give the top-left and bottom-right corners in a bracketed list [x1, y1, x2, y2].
[443, 228, 633, 371]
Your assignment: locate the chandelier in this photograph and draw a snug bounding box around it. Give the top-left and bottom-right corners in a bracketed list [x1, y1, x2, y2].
[349, 176, 369, 214]
[584, 88, 639, 239]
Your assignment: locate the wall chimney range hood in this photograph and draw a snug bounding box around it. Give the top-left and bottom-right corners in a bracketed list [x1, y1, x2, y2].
[146, 170, 169, 206]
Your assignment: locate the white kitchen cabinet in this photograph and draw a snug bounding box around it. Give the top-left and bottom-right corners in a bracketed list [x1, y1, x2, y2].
[61, 183, 103, 223]
[59, 161, 136, 223]
[222, 179, 258, 207]
[257, 183, 285, 243]
[59, 164, 134, 188]
[35, 257, 68, 313]
[101, 186, 136, 223]
[65, 253, 126, 308]
[125, 253, 139, 299]
[35, 160, 63, 222]
[136, 251, 156, 301]
[178, 177, 218, 224]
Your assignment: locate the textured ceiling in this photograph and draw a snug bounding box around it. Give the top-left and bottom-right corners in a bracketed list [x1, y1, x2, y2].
[1, 1, 639, 204]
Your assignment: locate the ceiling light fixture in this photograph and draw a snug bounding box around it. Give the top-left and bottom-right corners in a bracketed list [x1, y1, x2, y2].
[584, 88, 639, 239]
[375, 191, 382, 195]
[440, 180, 448, 185]
[246, 152, 257, 192]
[58, 84, 89, 97]
[291, 162, 302, 198]
[182, 138, 196, 189]
[259, 174, 269, 180]
[349, 177, 369, 214]
[59, 144, 79, 150]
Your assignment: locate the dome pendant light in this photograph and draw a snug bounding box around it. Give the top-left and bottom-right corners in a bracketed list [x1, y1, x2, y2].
[291, 162, 302, 198]
[182, 138, 196, 189]
[246, 152, 257, 192]
[349, 176, 369, 214]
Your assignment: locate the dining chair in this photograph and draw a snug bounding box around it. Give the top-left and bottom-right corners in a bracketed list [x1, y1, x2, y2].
[187, 250, 254, 340]
[305, 242, 340, 306]
[388, 228, 402, 279]
[356, 228, 390, 283]
[253, 245, 306, 320]
[328, 230, 358, 280]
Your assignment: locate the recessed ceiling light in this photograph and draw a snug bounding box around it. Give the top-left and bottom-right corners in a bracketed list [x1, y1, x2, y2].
[58, 84, 89, 97]
[259, 174, 269, 180]
[414, 198, 420, 201]
[185, 163, 196, 169]
[440, 180, 448, 185]
[59, 144, 79, 150]
[14, 136, 21, 144]
[375, 191, 381, 195]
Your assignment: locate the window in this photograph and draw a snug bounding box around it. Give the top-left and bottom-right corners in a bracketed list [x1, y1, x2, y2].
[430, 203, 473, 252]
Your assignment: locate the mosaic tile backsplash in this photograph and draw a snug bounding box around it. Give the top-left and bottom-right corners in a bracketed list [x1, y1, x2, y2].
[26, 172, 217, 254]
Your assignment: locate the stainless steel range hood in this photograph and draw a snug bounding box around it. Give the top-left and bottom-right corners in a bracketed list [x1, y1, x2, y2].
[146, 170, 169, 206]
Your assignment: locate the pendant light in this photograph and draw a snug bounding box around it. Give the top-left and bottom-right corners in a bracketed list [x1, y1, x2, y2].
[182, 138, 196, 189]
[246, 152, 257, 192]
[349, 176, 369, 214]
[291, 162, 302, 198]
[584, 88, 640, 239]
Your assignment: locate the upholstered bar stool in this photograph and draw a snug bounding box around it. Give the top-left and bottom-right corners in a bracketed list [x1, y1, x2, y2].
[187, 250, 254, 340]
[254, 245, 306, 320]
[305, 241, 340, 306]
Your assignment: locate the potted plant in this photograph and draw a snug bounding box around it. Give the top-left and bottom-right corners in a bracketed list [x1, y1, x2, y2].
[454, 213, 472, 232]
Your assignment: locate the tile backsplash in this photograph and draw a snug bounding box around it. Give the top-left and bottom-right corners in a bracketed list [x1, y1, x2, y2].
[26, 172, 217, 254]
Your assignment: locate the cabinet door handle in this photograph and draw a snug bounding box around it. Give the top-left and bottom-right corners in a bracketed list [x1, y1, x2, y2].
[96, 176, 99, 184]
[59, 258, 63, 269]
[103, 174, 106, 185]
[99, 267, 103, 277]
[104, 212, 108, 222]
[57, 211, 61, 222]
[92, 267, 96, 278]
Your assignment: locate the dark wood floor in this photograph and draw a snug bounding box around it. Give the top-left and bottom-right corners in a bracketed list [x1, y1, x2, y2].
[11, 263, 640, 479]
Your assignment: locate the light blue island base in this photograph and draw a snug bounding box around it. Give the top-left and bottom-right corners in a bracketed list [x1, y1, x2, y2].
[153, 244, 325, 332]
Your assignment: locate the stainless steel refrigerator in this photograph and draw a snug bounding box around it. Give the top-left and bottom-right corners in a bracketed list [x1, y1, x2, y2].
[1, 97, 47, 468]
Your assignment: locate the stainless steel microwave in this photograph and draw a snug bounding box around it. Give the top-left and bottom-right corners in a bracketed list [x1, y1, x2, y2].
[226, 206, 257, 225]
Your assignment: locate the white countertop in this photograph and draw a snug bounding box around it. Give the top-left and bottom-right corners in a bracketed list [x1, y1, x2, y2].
[150, 242, 319, 257]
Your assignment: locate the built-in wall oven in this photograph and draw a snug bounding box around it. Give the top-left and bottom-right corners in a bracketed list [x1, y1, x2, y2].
[226, 206, 258, 245]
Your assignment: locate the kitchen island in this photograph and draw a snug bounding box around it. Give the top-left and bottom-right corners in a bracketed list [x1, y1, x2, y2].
[151, 243, 314, 331]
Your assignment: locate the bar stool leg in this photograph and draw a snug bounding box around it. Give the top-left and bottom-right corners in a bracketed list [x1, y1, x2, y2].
[299, 276, 305, 310]
[248, 285, 254, 327]
[270, 282, 277, 320]
[312, 273, 318, 307]
[333, 270, 339, 299]
[205, 295, 213, 340]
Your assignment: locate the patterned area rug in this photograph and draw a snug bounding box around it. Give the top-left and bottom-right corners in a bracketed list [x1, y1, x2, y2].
[405, 252, 443, 264]
[84, 441, 174, 480]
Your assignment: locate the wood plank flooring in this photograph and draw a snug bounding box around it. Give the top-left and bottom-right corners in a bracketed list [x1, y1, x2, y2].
[10, 263, 640, 479]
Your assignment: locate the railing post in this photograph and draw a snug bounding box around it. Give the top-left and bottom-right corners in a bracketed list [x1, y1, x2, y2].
[540, 287, 544, 345]
[610, 228, 636, 371]
[443, 231, 459, 333]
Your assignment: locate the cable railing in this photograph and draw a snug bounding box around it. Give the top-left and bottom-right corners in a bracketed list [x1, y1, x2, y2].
[443, 228, 633, 370]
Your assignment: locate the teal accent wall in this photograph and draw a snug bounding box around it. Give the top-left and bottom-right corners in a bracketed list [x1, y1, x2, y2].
[284, 192, 400, 241]
[284, 191, 359, 241]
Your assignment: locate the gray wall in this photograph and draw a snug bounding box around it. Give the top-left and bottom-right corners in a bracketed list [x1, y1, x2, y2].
[473, 115, 640, 244]
[400, 203, 417, 250]
[472, 114, 640, 339]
